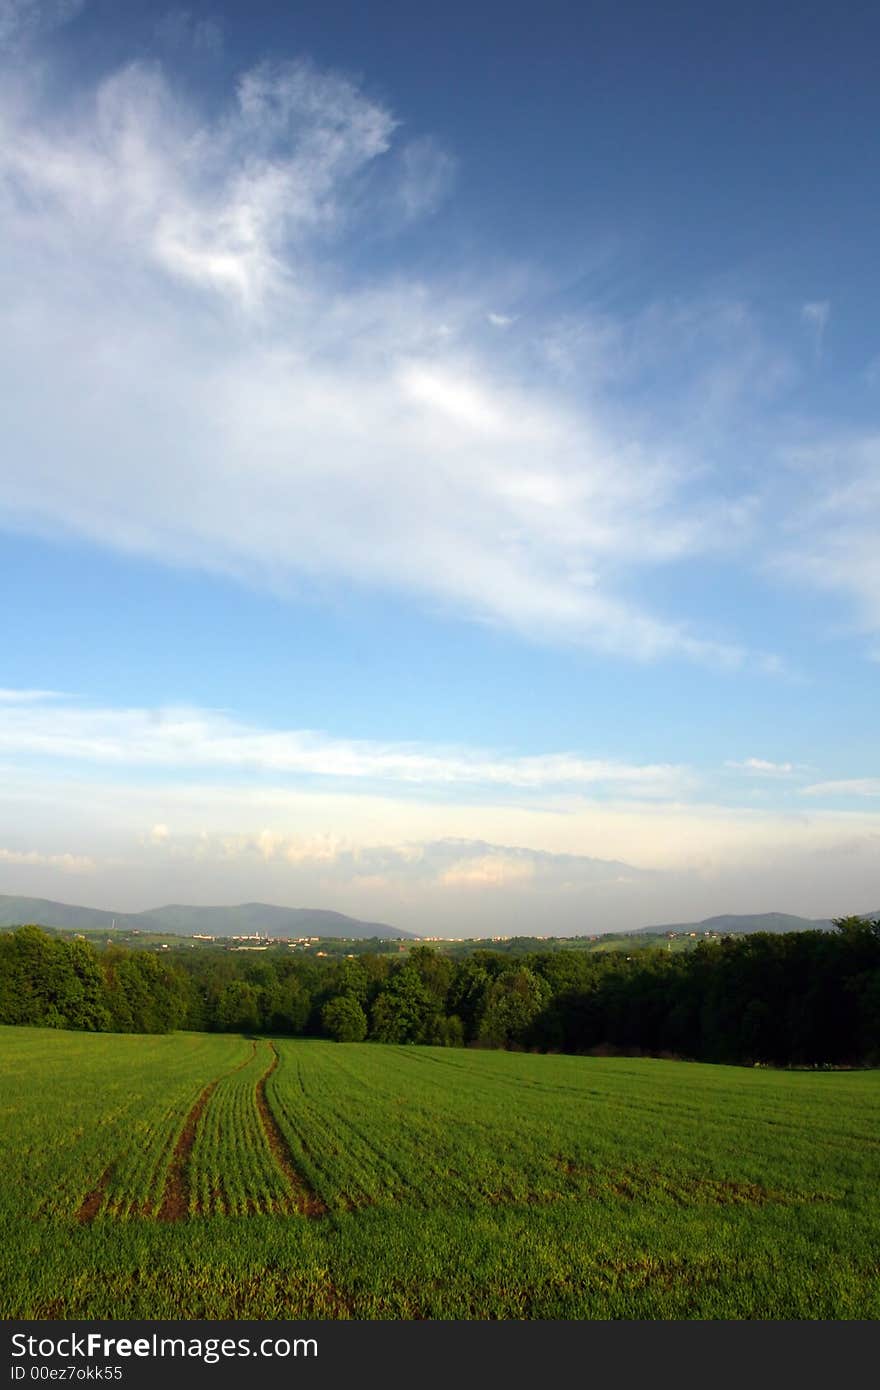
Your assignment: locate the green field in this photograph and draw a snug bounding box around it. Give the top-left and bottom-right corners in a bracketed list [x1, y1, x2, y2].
[1, 1026, 878, 1319]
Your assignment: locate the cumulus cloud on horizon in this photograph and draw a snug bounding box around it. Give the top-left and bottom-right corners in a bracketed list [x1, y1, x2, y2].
[144, 828, 652, 890]
[0, 845, 94, 873]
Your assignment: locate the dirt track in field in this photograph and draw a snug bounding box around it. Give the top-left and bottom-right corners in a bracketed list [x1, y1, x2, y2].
[75, 1164, 113, 1223]
[155, 1039, 261, 1222]
[255, 1042, 328, 1217]
[76, 1039, 327, 1223]
[156, 1078, 220, 1221]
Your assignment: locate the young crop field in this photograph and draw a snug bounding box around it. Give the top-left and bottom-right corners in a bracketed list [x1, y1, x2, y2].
[1, 1025, 878, 1319]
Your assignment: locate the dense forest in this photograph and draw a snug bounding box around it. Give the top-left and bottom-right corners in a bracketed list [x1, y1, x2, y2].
[1, 919, 879, 1066]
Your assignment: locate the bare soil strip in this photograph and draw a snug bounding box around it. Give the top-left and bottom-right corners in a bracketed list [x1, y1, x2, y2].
[76, 1041, 324, 1224]
[256, 1043, 328, 1217]
[156, 1079, 219, 1221]
[75, 1165, 113, 1223]
[156, 1039, 257, 1222]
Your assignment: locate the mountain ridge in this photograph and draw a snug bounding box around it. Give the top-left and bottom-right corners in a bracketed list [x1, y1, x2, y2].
[2, 894, 878, 942]
[631, 910, 880, 936]
[0, 894, 412, 939]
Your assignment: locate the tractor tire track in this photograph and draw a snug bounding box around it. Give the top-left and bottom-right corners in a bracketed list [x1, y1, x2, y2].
[156, 1079, 219, 1221]
[256, 1043, 328, 1217]
[75, 1165, 114, 1223]
[156, 1039, 259, 1222]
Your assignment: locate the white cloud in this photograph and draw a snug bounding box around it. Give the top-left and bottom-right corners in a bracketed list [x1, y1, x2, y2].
[774, 434, 880, 641]
[0, 688, 63, 702]
[141, 826, 651, 894]
[432, 839, 644, 891]
[6, 778, 880, 932]
[154, 9, 222, 57]
[487, 311, 516, 328]
[726, 758, 795, 775]
[439, 854, 534, 888]
[0, 0, 82, 50]
[394, 136, 456, 220]
[863, 355, 880, 388]
[0, 694, 690, 795]
[0, 845, 94, 872]
[801, 300, 830, 360]
[802, 779, 880, 798]
[2, 758, 880, 931]
[0, 50, 765, 667]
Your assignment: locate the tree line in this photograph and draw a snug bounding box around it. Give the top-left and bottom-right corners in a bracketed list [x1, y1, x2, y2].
[1, 918, 878, 1066]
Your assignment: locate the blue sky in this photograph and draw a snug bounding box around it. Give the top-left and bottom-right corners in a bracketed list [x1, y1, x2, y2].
[1, 1, 879, 934]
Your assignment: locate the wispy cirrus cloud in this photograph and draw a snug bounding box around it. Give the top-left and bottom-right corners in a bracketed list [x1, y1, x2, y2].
[801, 299, 830, 361]
[774, 434, 880, 644]
[154, 9, 223, 58]
[0, 0, 83, 51]
[726, 757, 796, 775]
[0, 45, 772, 667]
[802, 779, 880, 798]
[0, 688, 64, 702]
[1, 31, 873, 674]
[0, 695, 690, 795]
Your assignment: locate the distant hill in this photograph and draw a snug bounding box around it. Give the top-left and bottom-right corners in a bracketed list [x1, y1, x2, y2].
[137, 903, 411, 939]
[0, 895, 411, 940]
[0, 896, 126, 932]
[632, 911, 879, 937]
[3, 894, 876, 943]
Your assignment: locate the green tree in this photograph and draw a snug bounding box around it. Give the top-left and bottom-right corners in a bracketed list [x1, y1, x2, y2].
[214, 980, 261, 1033]
[0, 927, 112, 1031]
[269, 974, 311, 1034]
[322, 994, 368, 1042]
[833, 915, 880, 940]
[370, 966, 432, 1043]
[65, 939, 112, 1030]
[447, 958, 491, 1041]
[333, 958, 370, 1003]
[478, 967, 551, 1049]
[424, 1013, 465, 1047]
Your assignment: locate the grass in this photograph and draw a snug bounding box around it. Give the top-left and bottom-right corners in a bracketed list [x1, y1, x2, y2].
[1, 1026, 878, 1319]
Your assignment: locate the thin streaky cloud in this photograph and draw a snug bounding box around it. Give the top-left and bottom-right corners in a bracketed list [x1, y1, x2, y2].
[0, 0, 83, 49]
[0, 696, 690, 795]
[154, 10, 223, 57]
[773, 434, 880, 644]
[801, 300, 830, 361]
[0, 845, 94, 871]
[802, 779, 880, 798]
[726, 758, 795, 775]
[0, 688, 65, 702]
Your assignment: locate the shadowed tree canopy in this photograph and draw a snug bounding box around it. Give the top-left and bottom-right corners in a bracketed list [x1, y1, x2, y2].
[1, 924, 878, 1065]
